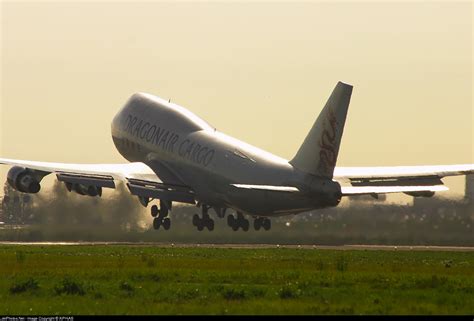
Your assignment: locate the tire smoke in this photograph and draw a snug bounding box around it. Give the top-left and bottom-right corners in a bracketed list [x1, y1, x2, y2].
[29, 180, 149, 231]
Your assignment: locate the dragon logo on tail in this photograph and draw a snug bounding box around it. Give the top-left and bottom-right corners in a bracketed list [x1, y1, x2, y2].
[317, 109, 338, 175]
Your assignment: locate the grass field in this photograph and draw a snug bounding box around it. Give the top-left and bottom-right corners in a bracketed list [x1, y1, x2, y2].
[0, 245, 473, 315]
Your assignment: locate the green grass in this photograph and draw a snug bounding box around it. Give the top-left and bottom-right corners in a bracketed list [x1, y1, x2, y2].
[0, 245, 473, 314]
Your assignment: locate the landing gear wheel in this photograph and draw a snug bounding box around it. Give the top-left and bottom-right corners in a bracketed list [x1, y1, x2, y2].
[162, 217, 171, 230]
[235, 212, 249, 232]
[152, 200, 173, 231]
[197, 221, 204, 231]
[194, 204, 215, 232]
[153, 217, 161, 230]
[263, 218, 271, 231]
[232, 224, 239, 232]
[159, 205, 168, 219]
[193, 214, 200, 226]
[151, 205, 159, 218]
[227, 215, 235, 227]
[242, 219, 249, 232]
[254, 218, 262, 231]
[207, 219, 215, 231]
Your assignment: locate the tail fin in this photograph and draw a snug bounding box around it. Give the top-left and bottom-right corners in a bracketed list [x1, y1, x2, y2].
[290, 81, 353, 178]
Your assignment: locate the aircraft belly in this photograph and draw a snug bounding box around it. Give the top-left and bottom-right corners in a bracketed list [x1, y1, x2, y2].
[225, 188, 320, 216]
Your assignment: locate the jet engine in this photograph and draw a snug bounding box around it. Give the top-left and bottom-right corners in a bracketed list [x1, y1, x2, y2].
[7, 166, 41, 193]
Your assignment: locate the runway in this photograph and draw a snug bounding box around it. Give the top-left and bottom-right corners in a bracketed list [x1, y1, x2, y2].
[0, 242, 473, 251]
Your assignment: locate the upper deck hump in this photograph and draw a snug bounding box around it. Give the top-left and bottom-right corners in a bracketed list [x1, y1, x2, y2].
[127, 92, 214, 133]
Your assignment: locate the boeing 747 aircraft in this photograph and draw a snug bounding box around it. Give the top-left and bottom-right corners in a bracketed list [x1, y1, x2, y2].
[1, 82, 473, 231]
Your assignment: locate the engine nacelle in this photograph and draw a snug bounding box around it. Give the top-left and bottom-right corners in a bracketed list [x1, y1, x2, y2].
[7, 166, 41, 194]
[404, 191, 435, 198]
[68, 182, 102, 197]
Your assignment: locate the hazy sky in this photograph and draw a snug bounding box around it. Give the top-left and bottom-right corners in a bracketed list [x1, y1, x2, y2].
[0, 1, 472, 198]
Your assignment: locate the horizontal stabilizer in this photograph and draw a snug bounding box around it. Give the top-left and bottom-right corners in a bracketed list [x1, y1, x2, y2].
[334, 164, 474, 179]
[335, 164, 474, 197]
[341, 184, 448, 196]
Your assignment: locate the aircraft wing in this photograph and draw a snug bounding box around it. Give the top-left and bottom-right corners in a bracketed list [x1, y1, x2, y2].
[0, 158, 195, 204]
[334, 164, 474, 196]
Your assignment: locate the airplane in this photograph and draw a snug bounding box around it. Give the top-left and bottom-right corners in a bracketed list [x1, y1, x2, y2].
[1, 81, 473, 232]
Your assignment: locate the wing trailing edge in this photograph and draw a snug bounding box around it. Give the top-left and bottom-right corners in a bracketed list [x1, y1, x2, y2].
[231, 184, 300, 192]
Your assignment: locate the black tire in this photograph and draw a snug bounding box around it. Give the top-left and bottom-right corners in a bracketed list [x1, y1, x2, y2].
[242, 220, 249, 232]
[232, 224, 239, 232]
[159, 206, 168, 219]
[192, 214, 200, 226]
[263, 219, 271, 231]
[254, 219, 261, 231]
[151, 205, 159, 218]
[207, 219, 215, 231]
[197, 222, 204, 231]
[162, 218, 171, 230]
[227, 215, 235, 227]
[153, 218, 161, 230]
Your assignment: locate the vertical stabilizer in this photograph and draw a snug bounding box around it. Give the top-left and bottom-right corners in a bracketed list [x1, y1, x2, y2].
[290, 81, 353, 178]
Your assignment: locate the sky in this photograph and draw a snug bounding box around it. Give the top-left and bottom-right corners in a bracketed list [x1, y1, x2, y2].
[0, 1, 472, 199]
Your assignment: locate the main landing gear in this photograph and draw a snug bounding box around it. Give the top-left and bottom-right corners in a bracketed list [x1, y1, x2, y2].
[227, 212, 250, 231]
[227, 213, 271, 231]
[193, 205, 215, 231]
[253, 217, 271, 231]
[151, 200, 172, 230]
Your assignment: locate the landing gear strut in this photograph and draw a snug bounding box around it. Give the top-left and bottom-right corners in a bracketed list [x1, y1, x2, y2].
[151, 200, 172, 230]
[193, 205, 214, 231]
[227, 212, 250, 231]
[214, 207, 227, 219]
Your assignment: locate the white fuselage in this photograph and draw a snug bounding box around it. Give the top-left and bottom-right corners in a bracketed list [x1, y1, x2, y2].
[111, 93, 341, 216]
